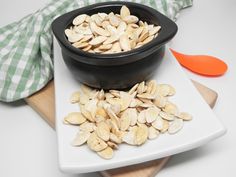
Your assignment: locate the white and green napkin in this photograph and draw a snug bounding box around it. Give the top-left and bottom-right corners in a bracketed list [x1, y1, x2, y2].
[0, 0, 192, 102]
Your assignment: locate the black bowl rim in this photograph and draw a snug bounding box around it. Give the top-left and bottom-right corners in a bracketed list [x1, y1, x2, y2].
[52, 1, 177, 60]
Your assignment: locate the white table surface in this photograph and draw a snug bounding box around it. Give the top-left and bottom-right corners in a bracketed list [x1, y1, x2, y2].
[0, 0, 235, 177]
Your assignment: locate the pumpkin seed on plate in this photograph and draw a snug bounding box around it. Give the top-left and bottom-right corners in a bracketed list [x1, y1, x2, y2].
[64, 80, 192, 159]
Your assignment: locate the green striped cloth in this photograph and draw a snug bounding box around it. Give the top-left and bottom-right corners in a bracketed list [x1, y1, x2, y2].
[0, 0, 192, 102]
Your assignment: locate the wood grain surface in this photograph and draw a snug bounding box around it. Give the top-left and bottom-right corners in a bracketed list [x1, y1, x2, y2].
[25, 80, 218, 177]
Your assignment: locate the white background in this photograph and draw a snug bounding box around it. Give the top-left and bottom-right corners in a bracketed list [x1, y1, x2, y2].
[0, 0, 235, 177]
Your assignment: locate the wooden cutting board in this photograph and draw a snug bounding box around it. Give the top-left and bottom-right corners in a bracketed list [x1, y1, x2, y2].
[25, 80, 217, 177]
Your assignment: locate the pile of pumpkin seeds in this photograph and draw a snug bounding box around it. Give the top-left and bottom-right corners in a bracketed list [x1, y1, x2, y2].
[63, 80, 192, 159]
[64, 5, 161, 54]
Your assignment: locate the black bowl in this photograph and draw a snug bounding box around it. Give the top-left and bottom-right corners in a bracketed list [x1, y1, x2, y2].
[52, 1, 177, 89]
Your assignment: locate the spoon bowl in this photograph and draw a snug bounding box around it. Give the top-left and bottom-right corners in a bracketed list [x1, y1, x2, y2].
[170, 49, 228, 76]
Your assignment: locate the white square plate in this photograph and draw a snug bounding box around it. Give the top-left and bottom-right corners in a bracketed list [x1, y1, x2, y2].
[54, 40, 226, 173]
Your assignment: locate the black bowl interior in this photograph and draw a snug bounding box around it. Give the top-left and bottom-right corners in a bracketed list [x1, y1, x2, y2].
[52, 1, 177, 66]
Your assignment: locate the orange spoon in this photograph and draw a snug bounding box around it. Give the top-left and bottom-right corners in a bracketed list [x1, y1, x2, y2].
[170, 49, 228, 76]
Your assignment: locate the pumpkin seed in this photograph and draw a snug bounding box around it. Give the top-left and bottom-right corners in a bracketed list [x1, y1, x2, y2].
[120, 5, 130, 19]
[73, 14, 87, 25]
[89, 36, 107, 45]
